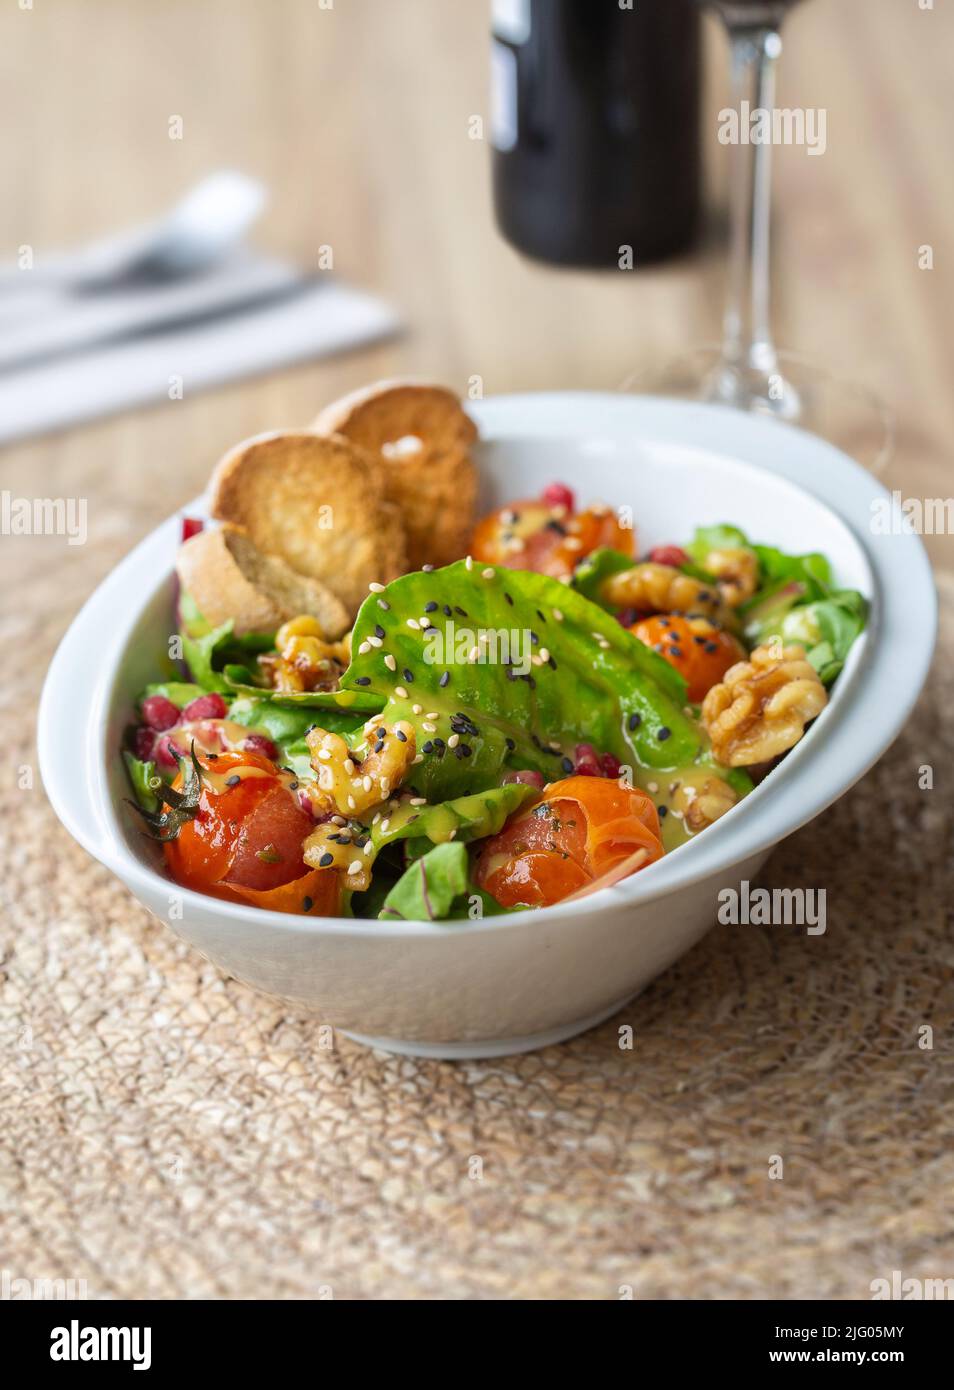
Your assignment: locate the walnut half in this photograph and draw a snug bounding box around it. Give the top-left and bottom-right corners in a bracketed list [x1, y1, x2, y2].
[701, 643, 827, 766]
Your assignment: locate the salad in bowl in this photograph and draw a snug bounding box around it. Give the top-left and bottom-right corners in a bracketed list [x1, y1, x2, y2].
[121, 382, 868, 925]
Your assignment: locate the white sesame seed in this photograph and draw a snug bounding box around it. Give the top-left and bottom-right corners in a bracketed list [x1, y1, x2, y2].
[367, 635, 383, 648]
[344, 758, 355, 775]
[372, 811, 381, 824]
[647, 781, 659, 794]
[318, 748, 331, 760]
[412, 703, 423, 715]
[482, 567, 495, 579]
[331, 814, 346, 826]
[448, 828, 457, 840]
[362, 775, 372, 792]
[347, 795, 356, 809]
[447, 733, 460, 748]
[409, 797, 427, 806]
[384, 654, 396, 671]
[394, 685, 408, 699]
[406, 618, 420, 631]
[422, 721, 437, 733]
[380, 777, 390, 792]
[364, 841, 374, 855]
[412, 754, 424, 764]
[465, 555, 473, 570]
[347, 860, 362, 876]
[597, 638, 610, 650]
[358, 641, 371, 655]
[426, 712, 438, 720]
[380, 819, 390, 833]
[369, 581, 385, 593]
[531, 654, 543, 667]
[553, 609, 564, 622]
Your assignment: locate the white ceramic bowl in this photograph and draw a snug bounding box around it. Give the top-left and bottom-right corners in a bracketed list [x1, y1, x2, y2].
[38, 394, 936, 1058]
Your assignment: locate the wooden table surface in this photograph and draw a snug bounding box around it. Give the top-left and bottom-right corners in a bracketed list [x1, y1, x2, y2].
[2, 0, 951, 1302]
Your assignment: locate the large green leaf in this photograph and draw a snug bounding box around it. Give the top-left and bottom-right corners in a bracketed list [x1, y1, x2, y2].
[371, 782, 536, 852]
[336, 560, 704, 802]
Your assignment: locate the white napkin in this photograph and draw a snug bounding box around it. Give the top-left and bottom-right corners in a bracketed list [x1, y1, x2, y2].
[0, 259, 399, 446]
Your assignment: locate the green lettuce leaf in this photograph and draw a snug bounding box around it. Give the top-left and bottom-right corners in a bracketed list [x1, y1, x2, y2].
[687, 523, 750, 565]
[228, 695, 366, 778]
[378, 842, 471, 920]
[123, 751, 160, 812]
[336, 560, 704, 803]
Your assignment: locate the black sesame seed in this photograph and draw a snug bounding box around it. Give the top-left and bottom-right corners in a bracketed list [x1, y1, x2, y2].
[546, 519, 567, 535]
[318, 853, 334, 867]
[704, 641, 718, 653]
[395, 729, 408, 742]
[289, 780, 299, 790]
[526, 675, 536, 689]
[355, 676, 371, 686]
[302, 896, 314, 911]
[454, 607, 467, 617]
[374, 624, 385, 640]
[433, 737, 446, 750]
[657, 726, 672, 742]
[374, 740, 384, 754]
[424, 601, 438, 613]
[439, 671, 450, 687]
[422, 740, 434, 753]
[628, 712, 641, 731]
[548, 656, 558, 670]
[561, 756, 574, 774]
[442, 604, 452, 617]
[694, 635, 707, 646]
[669, 647, 683, 659]
[504, 592, 514, 606]
[207, 752, 219, 760]
[225, 774, 241, 787]
[505, 738, 516, 751]
[536, 610, 547, 623]
[698, 590, 711, 601]
[530, 631, 539, 644]
[658, 805, 668, 819]
[403, 668, 414, 683]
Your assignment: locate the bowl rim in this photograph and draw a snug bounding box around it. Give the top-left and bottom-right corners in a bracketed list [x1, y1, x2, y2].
[38, 391, 937, 939]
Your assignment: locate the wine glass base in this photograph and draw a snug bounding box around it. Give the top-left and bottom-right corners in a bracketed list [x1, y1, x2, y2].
[621, 346, 893, 475]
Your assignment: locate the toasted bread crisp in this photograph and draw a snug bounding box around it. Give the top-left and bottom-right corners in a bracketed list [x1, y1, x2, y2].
[176, 525, 350, 638]
[312, 381, 478, 570]
[209, 432, 408, 615]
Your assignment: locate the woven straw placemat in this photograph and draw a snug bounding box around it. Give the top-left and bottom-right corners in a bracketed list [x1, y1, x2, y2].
[2, 570, 951, 1301]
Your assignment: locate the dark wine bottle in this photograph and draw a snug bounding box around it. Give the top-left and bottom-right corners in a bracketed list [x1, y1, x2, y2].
[490, 0, 701, 269]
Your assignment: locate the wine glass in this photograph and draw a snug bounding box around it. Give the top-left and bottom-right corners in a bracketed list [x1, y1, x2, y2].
[624, 0, 893, 474]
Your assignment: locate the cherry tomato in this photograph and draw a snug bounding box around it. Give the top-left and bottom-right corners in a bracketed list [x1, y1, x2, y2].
[163, 750, 336, 914]
[474, 775, 663, 909]
[471, 498, 633, 578]
[631, 614, 746, 702]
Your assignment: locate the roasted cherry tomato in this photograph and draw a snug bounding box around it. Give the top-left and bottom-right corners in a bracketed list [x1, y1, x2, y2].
[163, 750, 337, 915]
[631, 614, 746, 703]
[471, 493, 633, 578]
[474, 775, 663, 909]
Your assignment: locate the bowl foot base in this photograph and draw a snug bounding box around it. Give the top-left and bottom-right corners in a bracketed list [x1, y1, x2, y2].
[340, 992, 638, 1060]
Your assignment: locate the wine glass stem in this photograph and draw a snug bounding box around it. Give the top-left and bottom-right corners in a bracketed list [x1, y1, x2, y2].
[723, 24, 783, 379]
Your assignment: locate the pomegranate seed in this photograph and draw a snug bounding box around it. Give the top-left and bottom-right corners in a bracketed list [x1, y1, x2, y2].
[648, 544, 689, 569]
[573, 743, 602, 777]
[132, 726, 156, 761]
[600, 752, 622, 779]
[502, 770, 545, 789]
[241, 734, 278, 761]
[542, 482, 575, 513]
[181, 693, 227, 721]
[153, 734, 180, 769]
[141, 694, 181, 731]
[181, 516, 204, 542]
